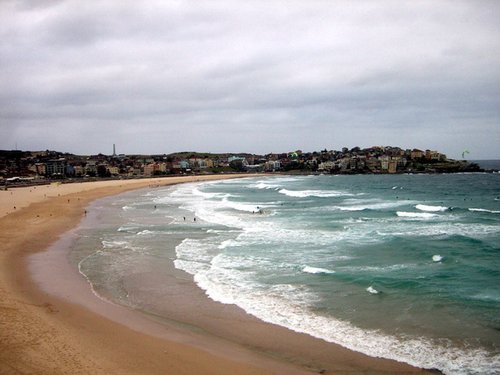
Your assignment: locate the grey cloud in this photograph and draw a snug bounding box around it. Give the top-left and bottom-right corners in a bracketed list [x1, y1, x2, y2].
[1, 0, 499, 158]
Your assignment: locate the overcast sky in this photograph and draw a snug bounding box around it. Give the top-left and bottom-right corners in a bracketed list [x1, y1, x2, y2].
[1, 1, 499, 159]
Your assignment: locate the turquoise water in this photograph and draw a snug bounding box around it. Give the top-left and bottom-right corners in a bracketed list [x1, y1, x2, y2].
[74, 174, 500, 374]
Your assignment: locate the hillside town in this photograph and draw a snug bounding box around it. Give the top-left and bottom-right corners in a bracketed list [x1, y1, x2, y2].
[0, 146, 483, 185]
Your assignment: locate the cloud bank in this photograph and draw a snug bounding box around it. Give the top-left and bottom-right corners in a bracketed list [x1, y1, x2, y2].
[1, 0, 499, 158]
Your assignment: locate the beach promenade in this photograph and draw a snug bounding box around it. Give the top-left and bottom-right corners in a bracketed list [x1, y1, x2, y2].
[0, 176, 429, 374]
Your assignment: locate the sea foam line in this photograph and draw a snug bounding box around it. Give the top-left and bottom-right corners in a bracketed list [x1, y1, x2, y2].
[182, 257, 499, 375]
[469, 208, 500, 214]
[77, 251, 116, 305]
[168, 178, 499, 374]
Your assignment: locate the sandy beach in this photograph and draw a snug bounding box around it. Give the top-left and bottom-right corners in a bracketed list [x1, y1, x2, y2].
[0, 176, 432, 375]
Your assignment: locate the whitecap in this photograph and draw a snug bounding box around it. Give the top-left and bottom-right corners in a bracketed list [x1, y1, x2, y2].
[397, 211, 438, 219]
[250, 181, 281, 190]
[117, 225, 139, 232]
[192, 187, 228, 199]
[366, 286, 379, 294]
[432, 255, 443, 262]
[137, 230, 155, 236]
[302, 266, 335, 274]
[416, 204, 449, 212]
[334, 201, 412, 212]
[468, 208, 500, 214]
[218, 239, 242, 249]
[186, 257, 498, 375]
[279, 188, 353, 198]
[221, 197, 270, 213]
[343, 264, 412, 273]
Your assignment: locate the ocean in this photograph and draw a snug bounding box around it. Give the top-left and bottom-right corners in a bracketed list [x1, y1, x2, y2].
[472, 160, 500, 171]
[70, 173, 499, 374]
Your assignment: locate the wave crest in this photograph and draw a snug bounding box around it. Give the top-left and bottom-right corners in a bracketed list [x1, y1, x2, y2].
[416, 204, 449, 212]
[469, 208, 500, 214]
[302, 266, 335, 274]
[397, 212, 438, 219]
[279, 188, 352, 198]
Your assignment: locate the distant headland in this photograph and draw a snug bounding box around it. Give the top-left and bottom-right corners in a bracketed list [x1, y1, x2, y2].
[0, 146, 491, 185]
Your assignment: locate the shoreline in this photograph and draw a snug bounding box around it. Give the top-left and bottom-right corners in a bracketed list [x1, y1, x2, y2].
[0, 175, 431, 374]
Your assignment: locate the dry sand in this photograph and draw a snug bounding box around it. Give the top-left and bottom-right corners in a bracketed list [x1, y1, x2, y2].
[0, 176, 432, 374]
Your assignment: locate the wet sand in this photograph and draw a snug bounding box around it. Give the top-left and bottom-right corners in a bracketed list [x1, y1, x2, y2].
[0, 176, 432, 374]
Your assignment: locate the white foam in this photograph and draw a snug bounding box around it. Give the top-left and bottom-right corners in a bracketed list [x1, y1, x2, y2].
[102, 240, 129, 248]
[279, 188, 353, 198]
[221, 197, 270, 213]
[147, 177, 500, 374]
[174, 238, 216, 275]
[302, 266, 335, 274]
[471, 292, 500, 303]
[334, 201, 412, 211]
[379, 222, 498, 238]
[117, 225, 140, 232]
[250, 181, 281, 190]
[165, 177, 500, 374]
[469, 208, 500, 214]
[181, 255, 498, 375]
[366, 286, 379, 294]
[432, 255, 443, 262]
[416, 204, 449, 212]
[77, 251, 114, 304]
[137, 230, 155, 236]
[344, 264, 412, 273]
[218, 239, 241, 250]
[191, 187, 222, 199]
[397, 211, 438, 219]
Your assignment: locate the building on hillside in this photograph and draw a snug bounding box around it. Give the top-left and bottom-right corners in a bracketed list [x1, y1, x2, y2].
[158, 163, 168, 173]
[318, 161, 334, 172]
[74, 165, 84, 177]
[264, 160, 281, 172]
[35, 163, 46, 176]
[65, 165, 76, 177]
[365, 157, 381, 172]
[179, 160, 189, 170]
[108, 166, 119, 176]
[85, 161, 97, 176]
[46, 158, 66, 177]
[426, 150, 447, 161]
[143, 163, 158, 176]
[204, 159, 214, 168]
[388, 160, 398, 174]
[410, 149, 425, 159]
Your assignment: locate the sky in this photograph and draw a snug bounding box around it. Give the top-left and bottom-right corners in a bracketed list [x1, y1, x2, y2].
[1, 0, 499, 159]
